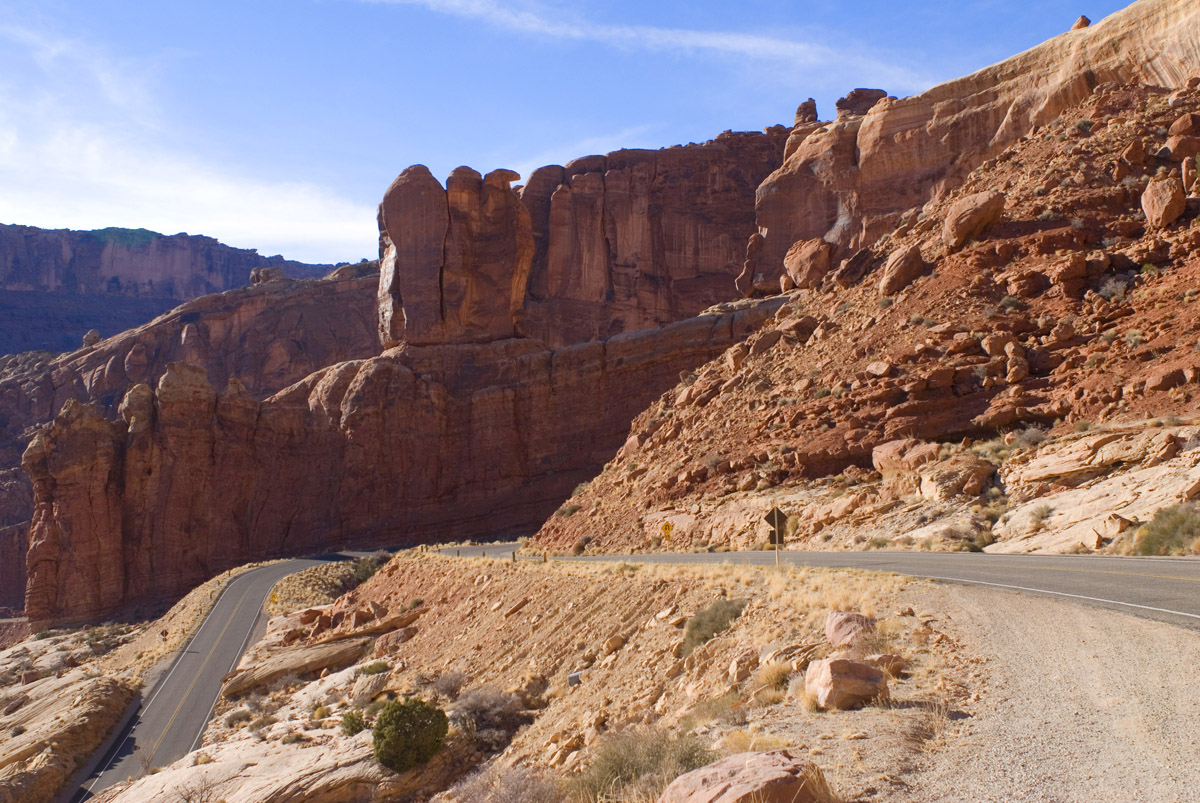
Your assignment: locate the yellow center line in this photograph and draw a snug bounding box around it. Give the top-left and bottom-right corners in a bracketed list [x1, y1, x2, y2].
[144, 584, 252, 764]
[995, 562, 1200, 583]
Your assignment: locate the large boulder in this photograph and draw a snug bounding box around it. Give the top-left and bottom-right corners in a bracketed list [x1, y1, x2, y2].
[877, 244, 926, 295]
[658, 750, 837, 803]
[943, 190, 1006, 250]
[824, 610, 876, 648]
[1142, 175, 1186, 228]
[804, 658, 889, 710]
[782, 239, 834, 289]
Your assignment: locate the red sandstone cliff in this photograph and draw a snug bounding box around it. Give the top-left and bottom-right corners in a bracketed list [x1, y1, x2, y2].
[22, 301, 782, 623]
[0, 267, 381, 612]
[379, 130, 788, 348]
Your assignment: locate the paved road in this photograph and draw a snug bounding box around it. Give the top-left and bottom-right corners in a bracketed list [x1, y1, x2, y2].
[71, 543, 1200, 799]
[442, 544, 1200, 631]
[72, 557, 339, 801]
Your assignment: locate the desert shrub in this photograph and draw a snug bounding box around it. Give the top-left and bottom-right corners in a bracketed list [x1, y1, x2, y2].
[451, 686, 529, 751]
[556, 503, 583, 518]
[224, 709, 252, 727]
[1125, 329, 1145, 348]
[1132, 504, 1200, 556]
[430, 670, 468, 700]
[571, 535, 592, 555]
[866, 536, 889, 550]
[1029, 504, 1054, 529]
[1098, 278, 1127, 302]
[449, 765, 561, 803]
[360, 661, 389, 676]
[341, 709, 367, 736]
[312, 705, 329, 720]
[11, 725, 25, 737]
[351, 556, 384, 585]
[281, 732, 308, 745]
[682, 599, 748, 656]
[372, 698, 449, 773]
[570, 729, 715, 802]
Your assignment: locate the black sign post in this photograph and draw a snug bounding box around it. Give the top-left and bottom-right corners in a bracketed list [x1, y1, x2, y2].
[765, 507, 787, 565]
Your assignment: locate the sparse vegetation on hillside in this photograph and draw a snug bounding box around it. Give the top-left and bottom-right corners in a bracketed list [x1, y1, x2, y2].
[266, 552, 391, 615]
[1131, 504, 1200, 555]
[569, 728, 715, 802]
[681, 598, 748, 656]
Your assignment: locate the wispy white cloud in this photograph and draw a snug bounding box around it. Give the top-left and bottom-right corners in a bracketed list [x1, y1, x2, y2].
[0, 21, 377, 264]
[360, 0, 937, 93]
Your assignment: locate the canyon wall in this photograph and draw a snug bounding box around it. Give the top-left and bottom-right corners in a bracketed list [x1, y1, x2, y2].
[0, 224, 338, 354]
[755, 0, 1200, 272]
[0, 267, 381, 613]
[23, 301, 781, 623]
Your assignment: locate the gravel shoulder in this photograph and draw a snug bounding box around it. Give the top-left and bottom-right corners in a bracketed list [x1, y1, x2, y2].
[900, 583, 1200, 801]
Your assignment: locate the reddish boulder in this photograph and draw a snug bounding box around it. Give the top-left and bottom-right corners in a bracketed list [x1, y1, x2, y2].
[1142, 176, 1186, 228]
[877, 244, 926, 295]
[1166, 135, 1200, 161]
[783, 239, 834, 289]
[658, 750, 837, 803]
[1169, 113, 1200, 137]
[943, 191, 1006, 250]
[805, 658, 889, 709]
[824, 610, 876, 648]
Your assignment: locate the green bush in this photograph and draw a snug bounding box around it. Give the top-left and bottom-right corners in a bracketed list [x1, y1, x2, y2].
[360, 661, 389, 676]
[372, 698, 448, 773]
[682, 599, 748, 657]
[341, 709, 367, 736]
[1132, 504, 1200, 556]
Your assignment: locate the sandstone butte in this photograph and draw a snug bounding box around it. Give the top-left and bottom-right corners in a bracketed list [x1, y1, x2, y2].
[15, 130, 788, 624]
[0, 224, 337, 355]
[12, 0, 1200, 625]
[0, 223, 331, 300]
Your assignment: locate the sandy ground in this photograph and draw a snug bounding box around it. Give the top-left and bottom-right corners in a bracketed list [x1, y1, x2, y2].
[898, 584, 1200, 802]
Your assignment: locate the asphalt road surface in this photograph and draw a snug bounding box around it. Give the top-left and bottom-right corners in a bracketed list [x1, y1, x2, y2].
[443, 544, 1200, 631]
[72, 556, 338, 801]
[72, 544, 1200, 799]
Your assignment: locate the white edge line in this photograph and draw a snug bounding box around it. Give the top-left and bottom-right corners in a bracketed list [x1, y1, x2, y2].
[79, 570, 250, 797]
[919, 574, 1200, 621]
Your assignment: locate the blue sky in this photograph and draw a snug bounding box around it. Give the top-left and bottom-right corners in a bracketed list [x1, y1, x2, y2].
[0, 0, 1132, 263]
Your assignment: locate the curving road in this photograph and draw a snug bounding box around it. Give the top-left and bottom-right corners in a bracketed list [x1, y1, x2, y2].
[71, 556, 339, 801]
[445, 544, 1200, 631]
[71, 544, 1200, 799]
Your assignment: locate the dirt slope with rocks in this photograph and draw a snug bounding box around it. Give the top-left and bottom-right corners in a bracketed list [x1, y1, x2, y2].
[92, 553, 967, 803]
[535, 81, 1200, 557]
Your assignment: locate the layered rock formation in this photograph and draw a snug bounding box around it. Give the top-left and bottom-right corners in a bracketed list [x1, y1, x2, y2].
[754, 0, 1200, 273]
[379, 131, 789, 349]
[23, 301, 781, 623]
[0, 224, 337, 354]
[0, 267, 380, 613]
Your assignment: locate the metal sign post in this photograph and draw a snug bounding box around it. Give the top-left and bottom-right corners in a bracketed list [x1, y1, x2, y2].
[764, 507, 787, 566]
